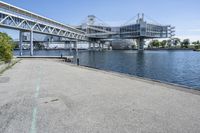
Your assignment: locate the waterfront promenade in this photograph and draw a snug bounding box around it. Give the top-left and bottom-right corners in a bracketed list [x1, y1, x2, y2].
[0, 59, 200, 133]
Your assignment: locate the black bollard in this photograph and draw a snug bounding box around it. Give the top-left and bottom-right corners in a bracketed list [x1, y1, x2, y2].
[77, 58, 80, 66]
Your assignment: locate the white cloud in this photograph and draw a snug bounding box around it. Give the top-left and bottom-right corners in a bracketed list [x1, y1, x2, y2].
[175, 27, 200, 41]
[105, 20, 126, 26]
[177, 28, 200, 32]
[176, 35, 200, 41]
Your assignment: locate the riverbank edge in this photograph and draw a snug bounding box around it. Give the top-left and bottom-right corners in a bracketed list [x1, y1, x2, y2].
[0, 58, 21, 74]
[58, 61, 200, 96]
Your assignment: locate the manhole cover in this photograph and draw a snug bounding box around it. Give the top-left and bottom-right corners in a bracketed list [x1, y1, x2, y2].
[0, 77, 10, 83]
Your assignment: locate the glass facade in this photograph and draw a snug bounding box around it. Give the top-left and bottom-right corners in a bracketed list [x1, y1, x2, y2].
[119, 23, 168, 39]
[120, 24, 140, 38]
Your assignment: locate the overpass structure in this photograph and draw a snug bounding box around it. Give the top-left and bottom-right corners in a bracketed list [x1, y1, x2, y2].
[0, 1, 175, 55]
[79, 14, 175, 50]
[0, 1, 86, 56]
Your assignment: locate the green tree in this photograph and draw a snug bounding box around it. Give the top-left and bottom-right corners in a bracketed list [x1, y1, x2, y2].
[181, 39, 190, 48]
[0, 32, 14, 63]
[167, 39, 172, 48]
[192, 40, 200, 45]
[173, 38, 181, 47]
[13, 41, 19, 49]
[131, 44, 136, 49]
[192, 41, 197, 45]
[160, 40, 167, 48]
[193, 40, 200, 50]
[150, 40, 160, 48]
[194, 45, 200, 50]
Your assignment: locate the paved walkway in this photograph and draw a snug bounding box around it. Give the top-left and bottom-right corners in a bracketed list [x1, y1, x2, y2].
[0, 59, 200, 133]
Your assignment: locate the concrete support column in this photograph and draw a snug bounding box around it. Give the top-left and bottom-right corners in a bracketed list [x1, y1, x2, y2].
[89, 42, 91, 50]
[69, 42, 72, 53]
[19, 31, 23, 56]
[30, 30, 33, 56]
[137, 38, 145, 50]
[74, 41, 79, 64]
[102, 43, 104, 50]
[64, 41, 68, 50]
[74, 41, 78, 52]
[46, 42, 49, 49]
[46, 37, 51, 49]
[98, 43, 101, 51]
[93, 43, 95, 50]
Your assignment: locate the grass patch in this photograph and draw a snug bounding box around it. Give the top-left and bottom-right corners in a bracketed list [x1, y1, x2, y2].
[0, 61, 4, 65]
[0, 59, 21, 75]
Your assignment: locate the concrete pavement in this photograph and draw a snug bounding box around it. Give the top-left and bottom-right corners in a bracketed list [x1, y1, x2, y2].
[0, 59, 200, 133]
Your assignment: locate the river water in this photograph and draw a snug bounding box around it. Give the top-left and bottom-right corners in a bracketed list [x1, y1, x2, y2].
[14, 50, 200, 90]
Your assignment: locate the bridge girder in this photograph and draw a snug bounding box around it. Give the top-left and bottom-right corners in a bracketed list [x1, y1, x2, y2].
[0, 11, 86, 41]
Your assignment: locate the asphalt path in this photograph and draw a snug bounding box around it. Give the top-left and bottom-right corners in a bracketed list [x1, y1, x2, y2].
[0, 59, 200, 133]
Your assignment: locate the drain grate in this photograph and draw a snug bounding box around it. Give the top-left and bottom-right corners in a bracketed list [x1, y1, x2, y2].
[0, 77, 10, 83]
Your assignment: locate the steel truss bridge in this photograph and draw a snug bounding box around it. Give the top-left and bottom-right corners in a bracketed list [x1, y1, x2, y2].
[0, 1, 86, 56]
[0, 1, 175, 56]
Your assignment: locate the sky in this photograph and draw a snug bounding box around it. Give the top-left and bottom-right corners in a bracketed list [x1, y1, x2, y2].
[0, 0, 200, 41]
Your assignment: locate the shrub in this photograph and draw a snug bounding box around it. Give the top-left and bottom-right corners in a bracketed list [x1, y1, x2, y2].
[0, 32, 13, 63]
[194, 45, 200, 50]
[181, 39, 190, 48]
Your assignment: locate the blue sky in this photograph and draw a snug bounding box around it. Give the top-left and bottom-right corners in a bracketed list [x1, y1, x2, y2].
[0, 0, 200, 41]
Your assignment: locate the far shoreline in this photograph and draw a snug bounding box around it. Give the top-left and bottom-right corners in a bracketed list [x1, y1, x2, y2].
[13, 48, 196, 51]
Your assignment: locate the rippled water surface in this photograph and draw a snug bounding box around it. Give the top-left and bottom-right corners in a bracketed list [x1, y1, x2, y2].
[14, 50, 200, 90]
